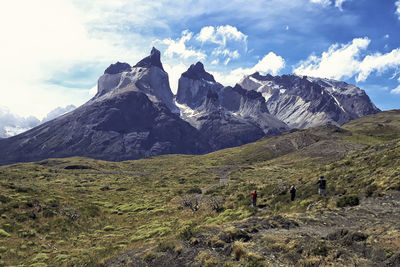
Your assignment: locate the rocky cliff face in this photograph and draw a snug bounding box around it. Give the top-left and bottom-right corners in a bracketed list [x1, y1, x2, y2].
[238, 73, 380, 128]
[176, 65, 289, 147]
[176, 62, 223, 109]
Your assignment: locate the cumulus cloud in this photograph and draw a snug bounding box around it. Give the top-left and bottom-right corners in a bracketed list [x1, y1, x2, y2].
[396, 1, 400, 19]
[295, 37, 400, 94]
[197, 25, 247, 46]
[212, 52, 285, 86]
[0, 107, 40, 138]
[163, 63, 190, 94]
[391, 85, 400, 94]
[294, 38, 370, 80]
[357, 49, 400, 82]
[162, 30, 206, 60]
[196, 25, 247, 64]
[390, 85, 400, 94]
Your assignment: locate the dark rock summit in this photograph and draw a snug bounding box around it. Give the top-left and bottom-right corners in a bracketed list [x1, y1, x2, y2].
[133, 47, 164, 71]
[176, 62, 223, 109]
[104, 62, 131, 75]
[181, 62, 215, 82]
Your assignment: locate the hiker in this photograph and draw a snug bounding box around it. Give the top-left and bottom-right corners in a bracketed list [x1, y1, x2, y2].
[251, 190, 257, 207]
[317, 176, 327, 195]
[290, 185, 296, 201]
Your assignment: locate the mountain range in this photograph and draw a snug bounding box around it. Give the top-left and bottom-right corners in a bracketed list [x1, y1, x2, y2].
[0, 48, 380, 165]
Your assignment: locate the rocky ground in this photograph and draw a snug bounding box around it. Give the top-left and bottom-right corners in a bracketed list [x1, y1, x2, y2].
[103, 191, 400, 266]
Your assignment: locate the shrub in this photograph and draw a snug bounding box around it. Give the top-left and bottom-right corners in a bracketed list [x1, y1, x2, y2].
[156, 241, 175, 252]
[0, 194, 10, 203]
[245, 259, 265, 267]
[0, 229, 10, 237]
[81, 204, 100, 217]
[143, 252, 156, 262]
[187, 186, 202, 194]
[312, 243, 329, 257]
[178, 223, 197, 240]
[336, 195, 359, 207]
[103, 226, 115, 232]
[232, 241, 247, 260]
[218, 227, 250, 243]
[365, 184, 377, 197]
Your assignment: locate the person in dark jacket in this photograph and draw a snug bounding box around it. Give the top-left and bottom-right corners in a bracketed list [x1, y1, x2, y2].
[290, 185, 296, 201]
[317, 176, 327, 195]
[251, 190, 257, 207]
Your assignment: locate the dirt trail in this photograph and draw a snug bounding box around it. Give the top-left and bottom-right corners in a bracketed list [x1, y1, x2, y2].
[201, 166, 237, 194]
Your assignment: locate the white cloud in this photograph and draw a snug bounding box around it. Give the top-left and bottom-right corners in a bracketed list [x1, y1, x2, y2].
[212, 52, 285, 86]
[0, 106, 40, 138]
[42, 105, 77, 123]
[196, 25, 247, 64]
[335, 0, 347, 11]
[357, 48, 400, 82]
[196, 25, 247, 47]
[310, 0, 331, 7]
[211, 59, 219, 65]
[310, 0, 348, 10]
[0, 0, 140, 118]
[89, 85, 98, 96]
[294, 37, 400, 94]
[212, 49, 240, 59]
[294, 37, 370, 79]
[391, 85, 400, 94]
[162, 30, 206, 60]
[396, 1, 400, 19]
[164, 63, 190, 94]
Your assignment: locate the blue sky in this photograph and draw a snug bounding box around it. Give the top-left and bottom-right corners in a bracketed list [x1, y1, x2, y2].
[1, 0, 400, 119]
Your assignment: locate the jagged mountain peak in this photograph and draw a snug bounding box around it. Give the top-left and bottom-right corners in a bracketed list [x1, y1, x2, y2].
[250, 72, 274, 81]
[104, 62, 131, 75]
[133, 47, 164, 71]
[239, 72, 380, 128]
[181, 62, 215, 82]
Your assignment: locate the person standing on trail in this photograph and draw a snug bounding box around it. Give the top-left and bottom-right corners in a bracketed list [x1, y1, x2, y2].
[317, 176, 327, 195]
[290, 185, 296, 201]
[251, 190, 257, 207]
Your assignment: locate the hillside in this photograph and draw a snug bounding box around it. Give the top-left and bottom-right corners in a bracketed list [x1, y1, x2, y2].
[0, 110, 399, 266]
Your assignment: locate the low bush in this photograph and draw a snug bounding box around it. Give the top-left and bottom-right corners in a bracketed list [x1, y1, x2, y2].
[336, 195, 359, 207]
[187, 186, 202, 194]
[311, 243, 329, 257]
[365, 184, 377, 197]
[156, 241, 175, 252]
[178, 223, 197, 240]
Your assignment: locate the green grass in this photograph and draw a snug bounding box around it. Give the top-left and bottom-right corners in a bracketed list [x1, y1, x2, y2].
[0, 110, 400, 265]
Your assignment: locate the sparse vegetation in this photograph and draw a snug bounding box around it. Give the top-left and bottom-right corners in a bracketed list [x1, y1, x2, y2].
[0, 110, 400, 265]
[336, 195, 360, 207]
